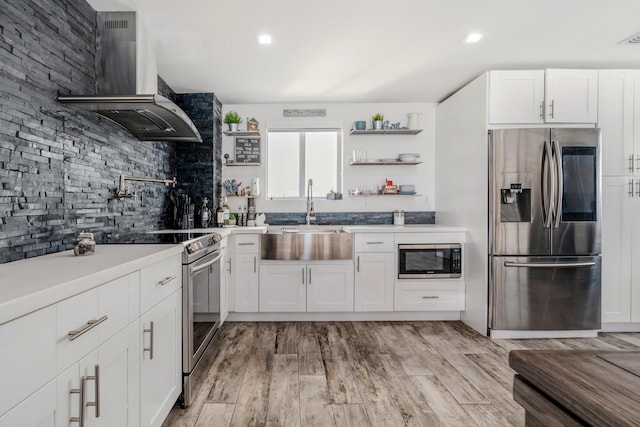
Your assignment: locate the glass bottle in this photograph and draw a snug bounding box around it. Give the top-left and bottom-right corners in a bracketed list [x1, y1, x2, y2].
[222, 197, 230, 226]
[216, 197, 224, 228]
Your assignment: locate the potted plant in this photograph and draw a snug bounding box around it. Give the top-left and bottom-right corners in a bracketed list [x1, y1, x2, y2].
[224, 111, 242, 132]
[372, 113, 384, 130]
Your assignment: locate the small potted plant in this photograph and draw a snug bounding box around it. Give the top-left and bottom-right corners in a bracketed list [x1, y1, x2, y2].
[224, 111, 242, 132]
[372, 113, 384, 130]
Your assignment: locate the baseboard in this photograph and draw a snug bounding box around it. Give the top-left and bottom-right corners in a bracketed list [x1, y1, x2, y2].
[226, 311, 461, 322]
[600, 323, 640, 332]
[489, 329, 599, 339]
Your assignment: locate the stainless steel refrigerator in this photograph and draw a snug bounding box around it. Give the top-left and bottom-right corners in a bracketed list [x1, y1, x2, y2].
[489, 128, 601, 332]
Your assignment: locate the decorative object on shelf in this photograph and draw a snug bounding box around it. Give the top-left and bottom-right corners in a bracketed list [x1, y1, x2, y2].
[223, 111, 242, 132]
[73, 231, 96, 256]
[252, 177, 261, 197]
[353, 120, 366, 130]
[223, 153, 234, 165]
[382, 184, 398, 194]
[372, 113, 384, 130]
[247, 117, 259, 132]
[349, 128, 423, 135]
[407, 112, 421, 130]
[283, 108, 326, 117]
[382, 120, 403, 130]
[399, 153, 420, 162]
[234, 136, 261, 165]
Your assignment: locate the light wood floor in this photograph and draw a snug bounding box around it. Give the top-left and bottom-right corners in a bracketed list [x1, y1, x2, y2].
[163, 321, 640, 426]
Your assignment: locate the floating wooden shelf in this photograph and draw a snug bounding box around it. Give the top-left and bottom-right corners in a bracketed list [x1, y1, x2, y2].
[348, 193, 421, 197]
[224, 162, 261, 166]
[223, 130, 260, 136]
[350, 161, 422, 166]
[349, 129, 423, 135]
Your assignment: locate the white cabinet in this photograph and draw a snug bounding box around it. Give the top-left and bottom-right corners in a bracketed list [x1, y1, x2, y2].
[0, 381, 56, 427]
[488, 69, 598, 124]
[354, 233, 394, 312]
[140, 291, 181, 427]
[489, 70, 545, 124]
[220, 240, 230, 323]
[259, 262, 354, 312]
[232, 234, 260, 312]
[601, 176, 640, 324]
[394, 281, 465, 311]
[598, 70, 636, 176]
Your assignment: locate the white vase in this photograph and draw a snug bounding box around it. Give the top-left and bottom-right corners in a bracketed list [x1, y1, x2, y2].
[407, 112, 420, 130]
[229, 123, 238, 132]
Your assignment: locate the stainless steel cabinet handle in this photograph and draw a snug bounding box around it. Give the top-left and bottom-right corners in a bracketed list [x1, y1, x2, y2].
[637, 179, 640, 198]
[85, 365, 100, 417]
[630, 155, 635, 173]
[630, 179, 634, 198]
[504, 261, 596, 268]
[158, 276, 176, 286]
[636, 156, 640, 172]
[308, 268, 312, 285]
[68, 315, 108, 341]
[357, 256, 360, 273]
[539, 101, 544, 121]
[227, 258, 232, 275]
[254, 256, 257, 273]
[366, 241, 384, 245]
[144, 321, 154, 360]
[69, 377, 87, 426]
[238, 242, 255, 246]
[422, 296, 439, 299]
[302, 267, 305, 285]
[549, 99, 555, 119]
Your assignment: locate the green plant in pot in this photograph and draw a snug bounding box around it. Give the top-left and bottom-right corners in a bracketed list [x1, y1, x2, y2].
[372, 113, 384, 130]
[224, 111, 242, 132]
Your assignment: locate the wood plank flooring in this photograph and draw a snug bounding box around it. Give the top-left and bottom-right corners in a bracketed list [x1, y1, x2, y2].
[163, 322, 640, 427]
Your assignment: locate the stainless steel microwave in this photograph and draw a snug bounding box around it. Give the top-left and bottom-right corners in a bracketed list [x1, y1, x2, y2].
[398, 243, 462, 279]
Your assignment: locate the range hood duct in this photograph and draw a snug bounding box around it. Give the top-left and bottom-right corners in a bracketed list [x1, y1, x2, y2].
[58, 12, 202, 143]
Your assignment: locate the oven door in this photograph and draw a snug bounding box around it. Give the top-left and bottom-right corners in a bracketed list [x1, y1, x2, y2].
[398, 244, 461, 279]
[183, 248, 222, 373]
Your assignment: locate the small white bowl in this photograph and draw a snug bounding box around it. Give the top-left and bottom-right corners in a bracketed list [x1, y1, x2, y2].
[399, 153, 420, 162]
[399, 184, 415, 192]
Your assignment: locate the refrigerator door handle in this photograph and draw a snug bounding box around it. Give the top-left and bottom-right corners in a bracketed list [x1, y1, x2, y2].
[541, 140, 554, 228]
[552, 140, 563, 228]
[504, 261, 596, 268]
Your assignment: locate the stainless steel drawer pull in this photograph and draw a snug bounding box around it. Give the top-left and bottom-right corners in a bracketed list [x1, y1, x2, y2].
[144, 321, 154, 360]
[636, 179, 640, 198]
[302, 267, 305, 285]
[422, 296, 439, 299]
[238, 242, 255, 246]
[630, 180, 634, 198]
[308, 268, 312, 285]
[254, 256, 257, 273]
[69, 377, 87, 426]
[68, 315, 108, 341]
[227, 258, 232, 275]
[504, 261, 596, 268]
[85, 365, 100, 417]
[366, 241, 384, 245]
[158, 276, 176, 286]
[549, 99, 555, 119]
[357, 256, 360, 272]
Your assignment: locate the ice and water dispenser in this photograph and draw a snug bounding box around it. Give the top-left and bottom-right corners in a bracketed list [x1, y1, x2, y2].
[500, 183, 531, 222]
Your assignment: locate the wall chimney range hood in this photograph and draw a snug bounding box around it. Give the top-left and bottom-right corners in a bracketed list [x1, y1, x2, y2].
[58, 12, 202, 143]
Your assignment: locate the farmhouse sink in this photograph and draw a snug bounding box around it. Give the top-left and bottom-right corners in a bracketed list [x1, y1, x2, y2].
[261, 226, 352, 260]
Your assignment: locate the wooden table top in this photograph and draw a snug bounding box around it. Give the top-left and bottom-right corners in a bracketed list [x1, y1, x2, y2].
[509, 350, 640, 426]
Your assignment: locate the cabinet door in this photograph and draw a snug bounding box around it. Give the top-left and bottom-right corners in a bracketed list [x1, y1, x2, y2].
[489, 70, 545, 124]
[89, 322, 140, 427]
[220, 245, 229, 322]
[140, 291, 182, 427]
[234, 253, 259, 312]
[354, 253, 394, 312]
[598, 70, 635, 176]
[632, 178, 640, 322]
[259, 263, 306, 312]
[55, 351, 97, 427]
[0, 381, 57, 427]
[635, 70, 640, 175]
[306, 264, 354, 312]
[601, 177, 633, 322]
[545, 69, 598, 123]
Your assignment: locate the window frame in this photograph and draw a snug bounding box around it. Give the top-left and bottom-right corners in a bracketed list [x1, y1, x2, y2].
[266, 128, 343, 199]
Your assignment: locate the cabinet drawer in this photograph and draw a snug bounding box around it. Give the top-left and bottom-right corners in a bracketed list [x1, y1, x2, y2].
[140, 254, 182, 314]
[354, 233, 394, 252]
[0, 305, 57, 417]
[394, 281, 465, 311]
[57, 288, 100, 373]
[234, 234, 260, 253]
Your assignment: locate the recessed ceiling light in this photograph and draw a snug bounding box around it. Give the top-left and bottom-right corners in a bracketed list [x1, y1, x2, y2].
[465, 33, 484, 43]
[258, 34, 272, 45]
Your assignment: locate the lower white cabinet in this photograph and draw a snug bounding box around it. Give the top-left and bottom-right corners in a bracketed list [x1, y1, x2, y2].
[394, 281, 465, 311]
[234, 252, 260, 312]
[220, 241, 229, 323]
[354, 252, 394, 312]
[260, 262, 354, 312]
[601, 176, 640, 323]
[140, 291, 181, 427]
[0, 380, 56, 427]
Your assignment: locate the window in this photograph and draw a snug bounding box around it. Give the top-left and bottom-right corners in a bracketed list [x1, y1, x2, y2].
[266, 129, 342, 198]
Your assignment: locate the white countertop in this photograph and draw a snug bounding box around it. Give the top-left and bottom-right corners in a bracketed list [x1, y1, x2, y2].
[342, 224, 467, 233]
[0, 244, 183, 325]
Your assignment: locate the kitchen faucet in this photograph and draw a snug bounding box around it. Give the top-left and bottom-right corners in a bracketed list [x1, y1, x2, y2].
[306, 179, 316, 225]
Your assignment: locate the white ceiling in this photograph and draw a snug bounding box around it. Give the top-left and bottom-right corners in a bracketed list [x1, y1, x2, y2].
[89, 0, 640, 104]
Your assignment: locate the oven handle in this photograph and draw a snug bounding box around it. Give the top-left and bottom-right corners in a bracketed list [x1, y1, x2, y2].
[504, 261, 596, 268]
[191, 251, 223, 274]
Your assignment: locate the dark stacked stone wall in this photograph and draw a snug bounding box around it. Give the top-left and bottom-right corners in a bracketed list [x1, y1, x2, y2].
[0, 0, 178, 263]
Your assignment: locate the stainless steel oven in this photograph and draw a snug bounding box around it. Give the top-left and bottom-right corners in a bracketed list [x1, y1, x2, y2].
[398, 243, 462, 279]
[180, 233, 223, 407]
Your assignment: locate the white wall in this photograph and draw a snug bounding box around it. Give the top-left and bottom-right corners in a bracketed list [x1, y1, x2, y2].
[221, 103, 436, 214]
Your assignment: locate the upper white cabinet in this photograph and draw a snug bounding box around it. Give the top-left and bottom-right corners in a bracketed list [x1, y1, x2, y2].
[489, 70, 545, 124]
[488, 69, 598, 124]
